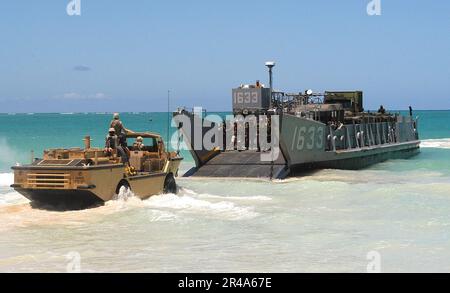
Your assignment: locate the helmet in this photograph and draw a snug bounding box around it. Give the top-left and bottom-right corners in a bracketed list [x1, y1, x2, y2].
[136, 136, 143, 142]
[113, 113, 120, 120]
[109, 128, 115, 133]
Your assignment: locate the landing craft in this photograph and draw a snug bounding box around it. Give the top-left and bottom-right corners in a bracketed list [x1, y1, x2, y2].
[11, 132, 183, 210]
[173, 62, 420, 179]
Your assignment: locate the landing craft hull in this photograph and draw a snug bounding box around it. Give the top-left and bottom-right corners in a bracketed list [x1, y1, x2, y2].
[174, 111, 420, 179]
[289, 141, 420, 174]
[184, 142, 420, 179]
[280, 114, 420, 173]
[174, 65, 421, 179]
[184, 141, 420, 179]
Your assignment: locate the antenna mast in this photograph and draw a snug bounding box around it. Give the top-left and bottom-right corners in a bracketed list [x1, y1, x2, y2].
[167, 90, 170, 151]
[265, 61, 276, 108]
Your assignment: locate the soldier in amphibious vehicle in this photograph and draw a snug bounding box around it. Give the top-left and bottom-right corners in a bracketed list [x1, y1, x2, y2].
[133, 136, 145, 150]
[105, 127, 129, 165]
[11, 130, 183, 210]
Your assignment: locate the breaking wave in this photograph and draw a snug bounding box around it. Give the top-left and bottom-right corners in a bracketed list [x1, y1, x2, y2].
[144, 191, 259, 221]
[0, 173, 13, 187]
[421, 138, 450, 149]
[78, 186, 261, 221]
[0, 137, 23, 170]
[0, 190, 26, 206]
[0, 175, 259, 222]
[182, 187, 272, 202]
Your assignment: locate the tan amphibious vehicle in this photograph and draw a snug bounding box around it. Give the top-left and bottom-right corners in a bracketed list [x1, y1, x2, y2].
[11, 132, 183, 209]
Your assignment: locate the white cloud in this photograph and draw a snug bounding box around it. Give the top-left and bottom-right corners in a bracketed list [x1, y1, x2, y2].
[61, 92, 81, 99]
[90, 93, 107, 99]
[73, 65, 91, 72]
[58, 92, 110, 100]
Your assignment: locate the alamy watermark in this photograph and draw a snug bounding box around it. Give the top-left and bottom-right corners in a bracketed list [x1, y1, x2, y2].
[366, 250, 381, 273]
[66, 1, 379, 17]
[67, 0, 81, 16]
[66, 251, 81, 273]
[367, 0, 382, 16]
[171, 108, 281, 162]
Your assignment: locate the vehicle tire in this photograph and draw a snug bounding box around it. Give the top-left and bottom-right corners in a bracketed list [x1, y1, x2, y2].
[163, 174, 178, 194]
[116, 180, 130, 195]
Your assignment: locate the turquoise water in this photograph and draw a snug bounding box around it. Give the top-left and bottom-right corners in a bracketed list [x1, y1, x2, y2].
[0, 111, 448, 171]
[0, 111, 450, 272]
[0, 112, 192, 171]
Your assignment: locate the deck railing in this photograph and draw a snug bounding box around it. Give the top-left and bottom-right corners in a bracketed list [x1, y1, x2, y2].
[325, 119, 418, 151]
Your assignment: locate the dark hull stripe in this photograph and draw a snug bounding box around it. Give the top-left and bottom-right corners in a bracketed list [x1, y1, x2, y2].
[290, 145, 420, 173]
[14, 188, 104, 211]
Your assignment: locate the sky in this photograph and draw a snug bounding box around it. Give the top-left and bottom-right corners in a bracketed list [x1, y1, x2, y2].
[0, 0, 449, 113]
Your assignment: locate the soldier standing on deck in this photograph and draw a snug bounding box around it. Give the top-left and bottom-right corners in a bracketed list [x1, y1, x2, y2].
[110, 113, 131, 148]
[104, 128, 129, 165]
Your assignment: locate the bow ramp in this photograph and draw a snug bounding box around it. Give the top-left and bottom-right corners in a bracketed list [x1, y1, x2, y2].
[184, 150, 289, 179]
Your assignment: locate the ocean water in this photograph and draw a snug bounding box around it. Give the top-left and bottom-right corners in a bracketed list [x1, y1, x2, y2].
[0, 111, 449, 272]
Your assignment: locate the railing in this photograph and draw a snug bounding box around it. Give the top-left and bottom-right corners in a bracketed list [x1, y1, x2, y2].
[325, 120, 418, 151]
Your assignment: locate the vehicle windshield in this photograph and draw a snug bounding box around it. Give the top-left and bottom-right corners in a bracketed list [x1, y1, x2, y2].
[127, 137, 158, 152]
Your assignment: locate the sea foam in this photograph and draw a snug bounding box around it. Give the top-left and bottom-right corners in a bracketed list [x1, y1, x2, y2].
[0, 173, 13, 187]
[421, 138, 450, 149]
[144, 193, 259, 221]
